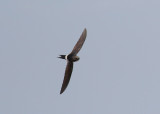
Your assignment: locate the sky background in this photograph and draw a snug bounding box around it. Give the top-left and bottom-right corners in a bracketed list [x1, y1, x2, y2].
[0, 0, 160, 114]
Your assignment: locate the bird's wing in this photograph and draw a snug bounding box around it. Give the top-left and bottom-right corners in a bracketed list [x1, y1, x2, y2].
[70, 28, 87, 55]
[60, 61, 73, 94]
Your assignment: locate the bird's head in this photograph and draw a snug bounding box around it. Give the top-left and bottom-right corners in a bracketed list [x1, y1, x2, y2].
[73, 56, 80, 62]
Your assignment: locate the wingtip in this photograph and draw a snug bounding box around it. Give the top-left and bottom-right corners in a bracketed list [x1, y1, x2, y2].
[60, 86, 65, 94]
[60, 89, 64, 94]
[83, 28, 87, 36]
[84, 28, 87, 32]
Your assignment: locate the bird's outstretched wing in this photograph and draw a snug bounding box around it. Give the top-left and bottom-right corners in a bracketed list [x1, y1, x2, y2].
[71, 28, 87, 55]
[60, 61, 73, 94]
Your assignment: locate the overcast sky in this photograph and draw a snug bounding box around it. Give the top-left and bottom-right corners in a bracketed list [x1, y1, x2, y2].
[0, 0, 160, 114]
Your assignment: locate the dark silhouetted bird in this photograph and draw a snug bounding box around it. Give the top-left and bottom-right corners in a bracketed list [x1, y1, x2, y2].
[58, 28, 87, 94]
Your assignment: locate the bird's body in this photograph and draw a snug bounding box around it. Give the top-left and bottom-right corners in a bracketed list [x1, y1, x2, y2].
[58, 28, 87, 94]
[59, 54, 80, 62]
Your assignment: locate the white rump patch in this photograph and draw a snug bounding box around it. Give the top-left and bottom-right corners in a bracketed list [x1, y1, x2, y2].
[65, 54, 68, 60]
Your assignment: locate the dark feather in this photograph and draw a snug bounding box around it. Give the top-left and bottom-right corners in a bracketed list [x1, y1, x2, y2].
[60, 61, 73, 94]
[71, 28, 87, 55]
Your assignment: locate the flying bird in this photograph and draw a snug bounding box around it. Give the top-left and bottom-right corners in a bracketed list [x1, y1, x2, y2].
[58, 28, 87, 94]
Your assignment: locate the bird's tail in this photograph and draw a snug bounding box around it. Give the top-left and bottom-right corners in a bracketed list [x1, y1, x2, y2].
[58, 55, 66, 59]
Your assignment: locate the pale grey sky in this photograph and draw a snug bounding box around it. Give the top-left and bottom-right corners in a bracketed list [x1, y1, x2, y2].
[0, 0, 160, 114]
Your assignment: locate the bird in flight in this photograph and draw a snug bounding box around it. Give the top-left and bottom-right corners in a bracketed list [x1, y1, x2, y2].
[58, 28, 87, 94]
